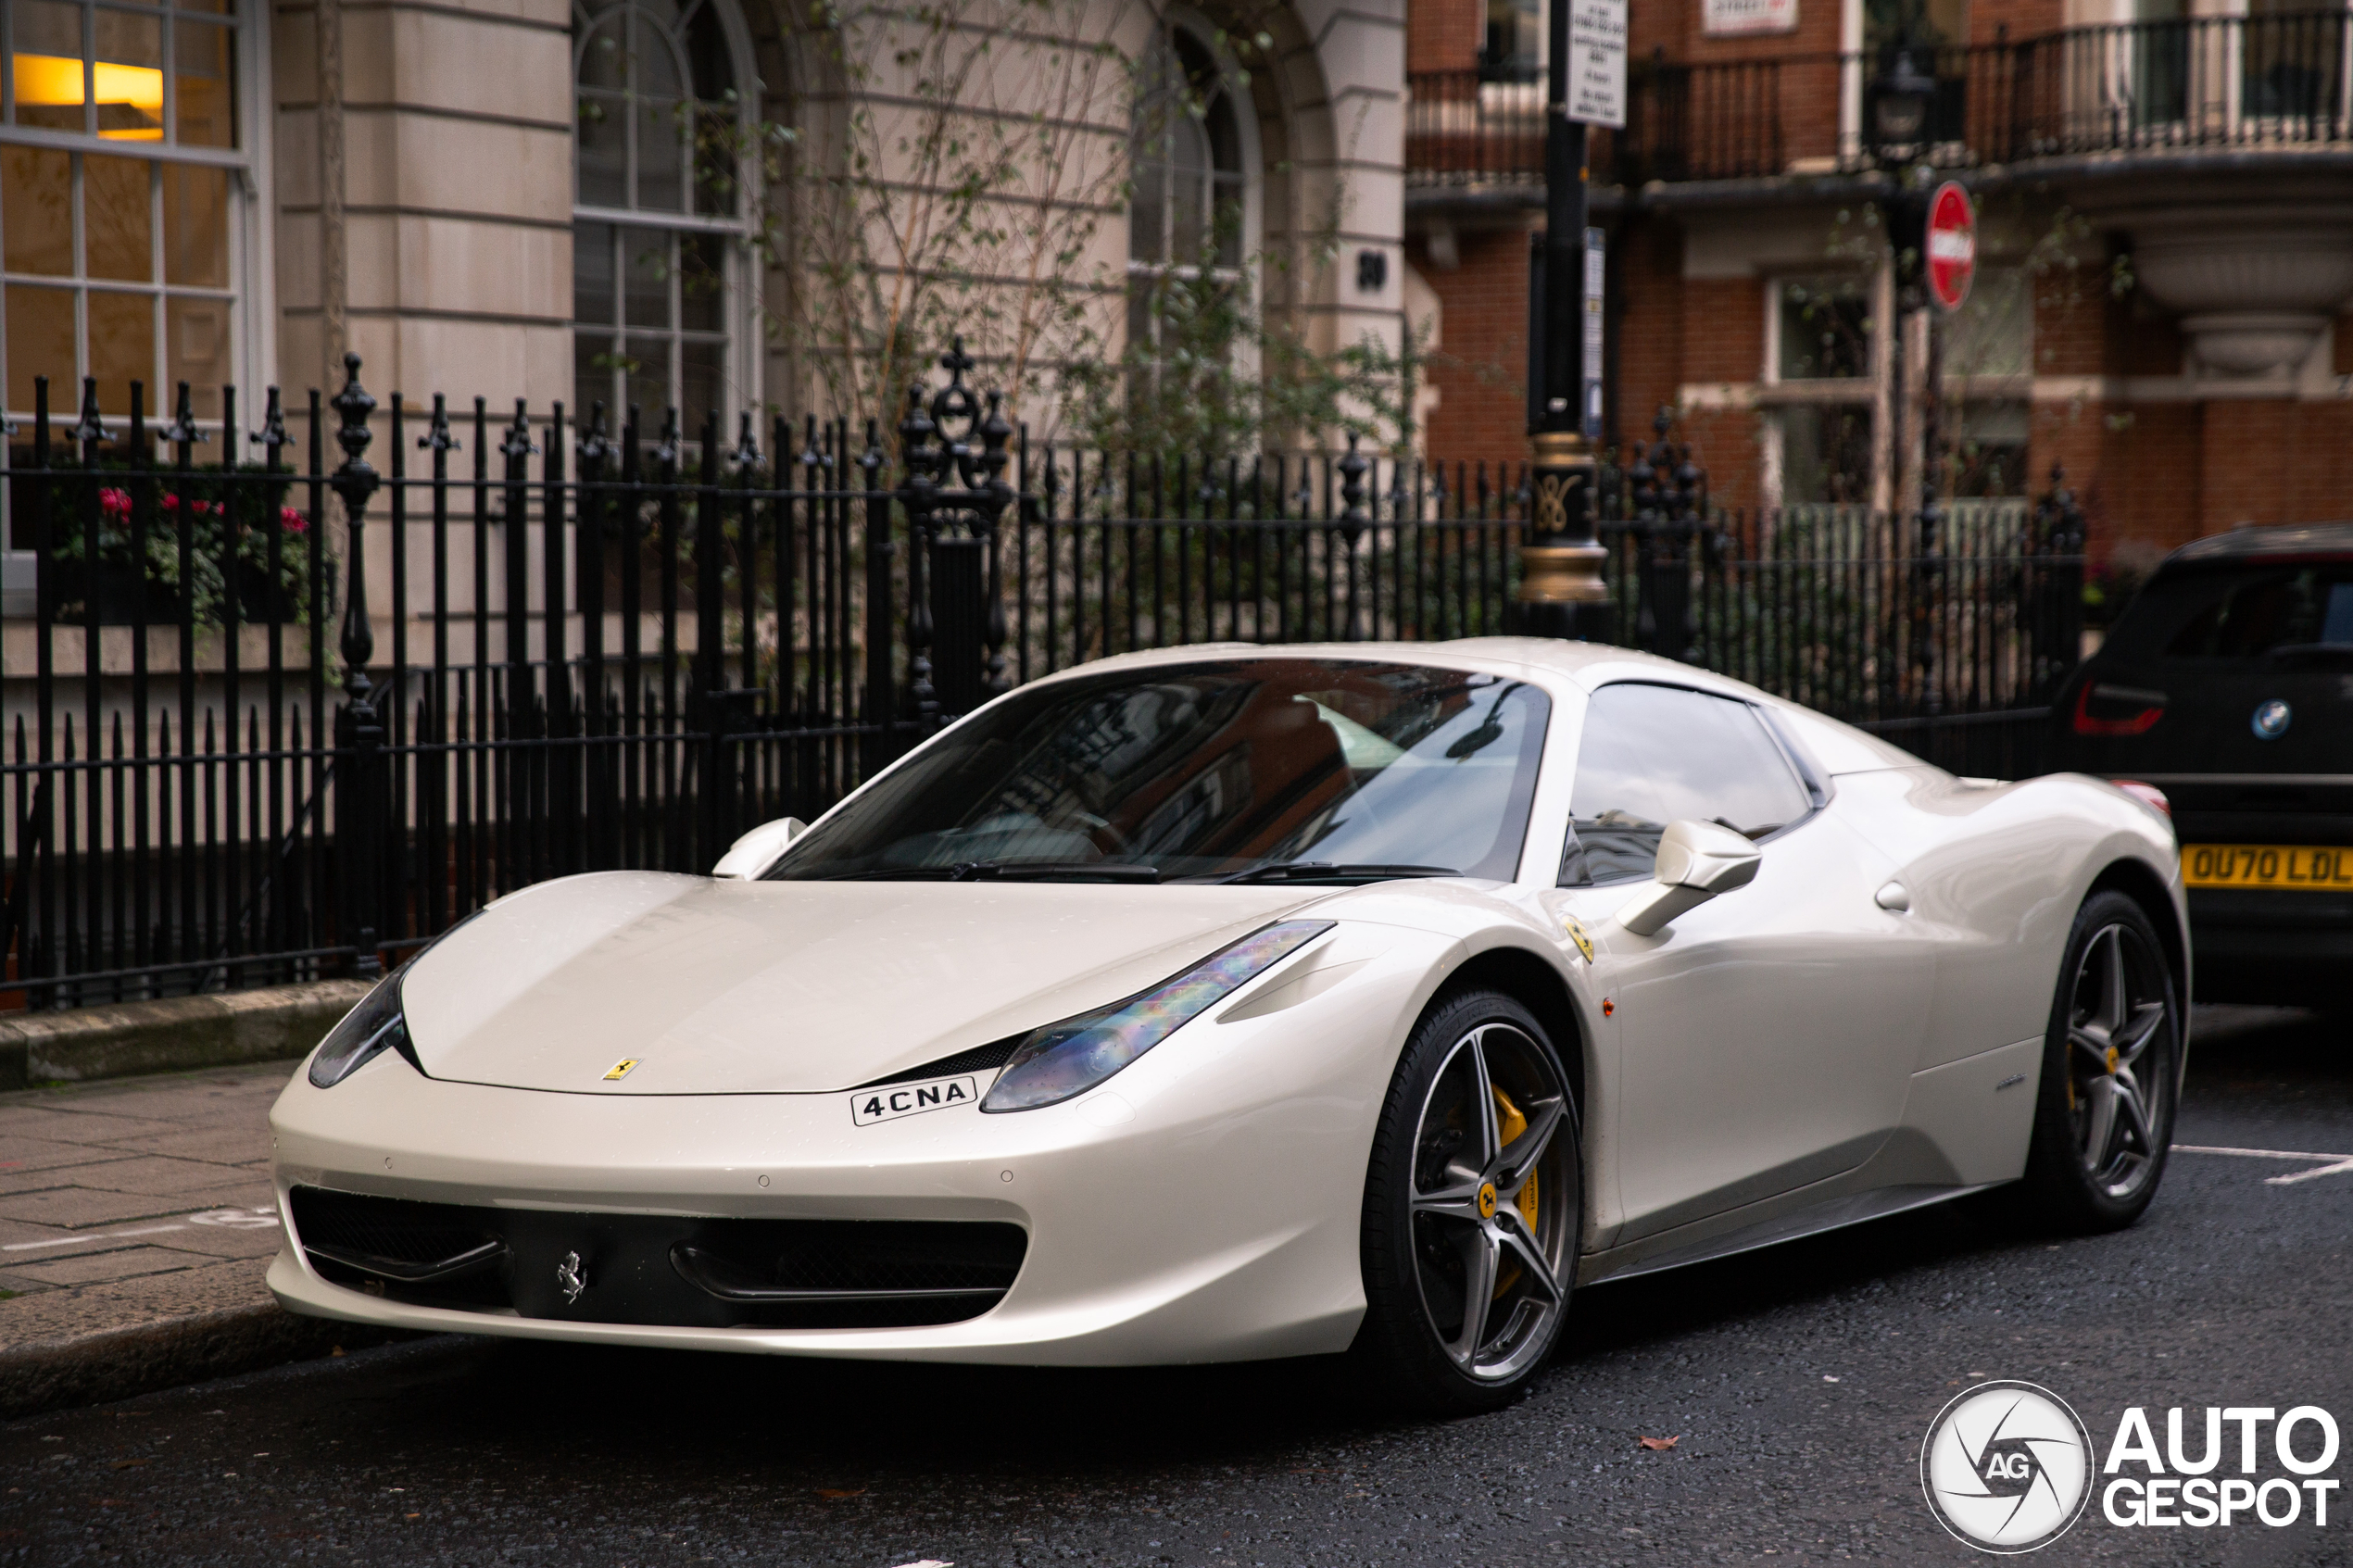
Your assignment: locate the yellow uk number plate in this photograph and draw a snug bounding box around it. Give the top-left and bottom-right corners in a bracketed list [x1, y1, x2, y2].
[2183, 844, 2353, 891]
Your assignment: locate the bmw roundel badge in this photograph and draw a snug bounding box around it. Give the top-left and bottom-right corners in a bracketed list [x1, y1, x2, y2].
[2251, 698, 2292, 740]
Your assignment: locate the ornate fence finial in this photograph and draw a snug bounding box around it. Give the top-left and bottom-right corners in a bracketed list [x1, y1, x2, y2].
[1337, 433, 1370, 545]
[651, 407, 681, 468]
[419, 393, 461, 454]
[161, 383, 208, 447]
[577, 401, 612, 465]
[252, 386, 290, 460]
[728, 410, 761, 469]
[68, 379, 111, 448]
[500, 398, 538, 461]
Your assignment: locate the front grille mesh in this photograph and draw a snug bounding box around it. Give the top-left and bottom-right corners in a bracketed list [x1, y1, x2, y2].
[286, 1185, 1025, 1328]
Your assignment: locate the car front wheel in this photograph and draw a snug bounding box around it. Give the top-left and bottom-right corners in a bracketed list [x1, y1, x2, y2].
[1353, 987, 1579, 1414]
[2016, 890, 2182, 1232]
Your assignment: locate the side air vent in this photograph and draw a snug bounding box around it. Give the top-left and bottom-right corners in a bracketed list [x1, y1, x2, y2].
[856, 1035, 1023, 1089]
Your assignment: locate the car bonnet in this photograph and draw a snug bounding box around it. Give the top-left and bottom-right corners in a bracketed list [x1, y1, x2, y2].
[395, 872, 1331, 1095]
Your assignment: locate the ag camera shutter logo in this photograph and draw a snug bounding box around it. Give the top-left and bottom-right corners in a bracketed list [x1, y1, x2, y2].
[1921, 1381, 2094, 1552]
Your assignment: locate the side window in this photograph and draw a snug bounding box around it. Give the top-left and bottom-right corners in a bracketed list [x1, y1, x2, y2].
[1562, 684, 1813, 885]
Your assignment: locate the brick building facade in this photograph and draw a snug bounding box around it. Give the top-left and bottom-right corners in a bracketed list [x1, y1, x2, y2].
[1404, 0, 2353, 565]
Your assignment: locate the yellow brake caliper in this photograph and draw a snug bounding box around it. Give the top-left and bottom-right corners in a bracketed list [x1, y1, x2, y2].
[1491, 1086, 1539, 1297]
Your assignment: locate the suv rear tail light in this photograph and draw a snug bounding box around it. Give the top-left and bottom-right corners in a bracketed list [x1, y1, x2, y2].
[2071, 682, 2167, 736]
[2110, 780, 2171, 820]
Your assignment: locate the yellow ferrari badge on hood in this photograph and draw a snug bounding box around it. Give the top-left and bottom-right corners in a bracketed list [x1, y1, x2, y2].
[602, 1058, 639, 1081]
[1561, 913, 1594, 964]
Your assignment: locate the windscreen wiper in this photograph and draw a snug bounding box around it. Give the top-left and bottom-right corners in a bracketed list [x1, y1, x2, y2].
[807, 861, 1160, 883]
[1214, 862, 1459, 884]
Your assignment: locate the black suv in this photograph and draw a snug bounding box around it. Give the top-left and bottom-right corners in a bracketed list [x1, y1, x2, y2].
[2052, 523, 2353, 1007]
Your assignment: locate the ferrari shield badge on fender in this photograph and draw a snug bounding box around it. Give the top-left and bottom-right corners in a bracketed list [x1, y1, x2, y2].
[602, 1058, 638, 1081]
[852, 1074, 980, 1126]
[1560, 913, 1594, 964]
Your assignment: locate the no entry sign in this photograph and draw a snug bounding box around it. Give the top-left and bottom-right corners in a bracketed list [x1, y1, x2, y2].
[1925, 181, 1974, 312]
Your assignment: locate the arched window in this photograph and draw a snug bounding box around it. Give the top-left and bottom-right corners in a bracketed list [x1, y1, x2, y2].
[572, 0, 753, 433]
[1126, 19, 1255, 362]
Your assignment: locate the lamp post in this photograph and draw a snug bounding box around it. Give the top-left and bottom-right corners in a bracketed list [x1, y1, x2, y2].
[1517, 0, 1620, 640]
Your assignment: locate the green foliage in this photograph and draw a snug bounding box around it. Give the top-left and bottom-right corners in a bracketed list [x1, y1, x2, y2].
[29, 462, 326, 626]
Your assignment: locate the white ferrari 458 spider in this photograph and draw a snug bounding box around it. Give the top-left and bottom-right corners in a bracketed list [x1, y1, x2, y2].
[269, 639, 2185, 1411]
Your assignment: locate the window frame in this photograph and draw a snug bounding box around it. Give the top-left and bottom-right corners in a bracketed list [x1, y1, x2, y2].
[570, 0, 761, 436]
[0, 0, 271, 430]
[1557, 680, 1825, 888]
[1124, 10, 1262, 372]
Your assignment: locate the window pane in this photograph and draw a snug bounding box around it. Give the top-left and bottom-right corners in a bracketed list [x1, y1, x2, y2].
[684, 2, 735, 99]
[635, 95, 686, 211]
[166, 295, 229, 416]
[1952, 402, 2028, 498]
[623, 228, 671, 329]
[1564, 684, 1809, 884]
[579, 17, 625, 92]
[93, 10, 165, 141]
[1778, 277, 1871, 380]
[577, 89, 628, 206]
[3, 146, 74, 275]
[574, 332, 617, 423]
[691, 100, 736, 217]
[172, 19, 235, 147]
[1170, 117, 1209, 260]
[86, 155, 155, 282]
[1776, 405, 1874, 505]
[162, 161, 229, 285]
[681, 335, 723, 436]
[679, 232, 724, 332]
[1129, 149, 1165, 264]
[624, 332, 670, 421]
[1944, 266, 2031, 379]
[87, 288, 157, 398]
[573, 220, 614, 324]
[11, 4, 89, 133]
[635, 14, 684, 97]
[5, 284, 79, 411]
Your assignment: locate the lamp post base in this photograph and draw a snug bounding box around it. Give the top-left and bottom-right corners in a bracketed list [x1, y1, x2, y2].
[1517, 432, 1614, 642]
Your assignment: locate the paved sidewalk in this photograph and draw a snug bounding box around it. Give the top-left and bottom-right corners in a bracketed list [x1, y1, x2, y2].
[0, 1060, 366, 1416]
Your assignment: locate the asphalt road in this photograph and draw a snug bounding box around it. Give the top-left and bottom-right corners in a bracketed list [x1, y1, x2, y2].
[5, 1005, 2349, 1568]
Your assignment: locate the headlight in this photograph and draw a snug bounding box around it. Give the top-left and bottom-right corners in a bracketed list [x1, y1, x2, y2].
[307, 970, 409, 1087]
[980, 921, 1334, 1112]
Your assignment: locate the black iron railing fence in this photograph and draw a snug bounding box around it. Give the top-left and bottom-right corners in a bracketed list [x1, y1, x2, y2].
[1, 355, 2082, 1008]
[1407, 9, 2351, 189]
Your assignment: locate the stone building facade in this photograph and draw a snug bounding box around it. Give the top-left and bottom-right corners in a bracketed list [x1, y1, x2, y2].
[2, 0, 1415, 606]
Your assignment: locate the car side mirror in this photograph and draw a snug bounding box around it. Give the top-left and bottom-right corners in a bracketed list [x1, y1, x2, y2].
[711, 817, 807, 880]
[1612, 819, 1762, 936]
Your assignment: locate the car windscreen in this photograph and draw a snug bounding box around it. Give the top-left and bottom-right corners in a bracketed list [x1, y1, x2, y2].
[770, 659, 1550, 883]
[2149, 563, 2353, 663]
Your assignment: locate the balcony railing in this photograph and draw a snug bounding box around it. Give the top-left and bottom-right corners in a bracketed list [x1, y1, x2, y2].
[1406, 9, 2352, 193]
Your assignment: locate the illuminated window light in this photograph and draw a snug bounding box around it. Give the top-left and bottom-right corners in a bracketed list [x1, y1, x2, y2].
[12, 55, 166, 140]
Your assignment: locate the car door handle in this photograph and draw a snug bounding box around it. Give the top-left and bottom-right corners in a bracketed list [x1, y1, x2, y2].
[1874, 881, 1911, 912]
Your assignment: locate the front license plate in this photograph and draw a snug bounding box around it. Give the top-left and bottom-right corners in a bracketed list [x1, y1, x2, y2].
[850, 1074, 980, 1125]
[2183, 844, 2353, 891]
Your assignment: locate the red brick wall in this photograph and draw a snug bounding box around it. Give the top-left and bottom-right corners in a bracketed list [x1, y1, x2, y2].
[1680, 277, 1764, 385]
[1421, 225, 1538, 470]
[1613, 216, 1685, 444]
[1969, 0, 2064, 44]
[2202, 400, 2353, 532]
[1408, 0, 1482, 74]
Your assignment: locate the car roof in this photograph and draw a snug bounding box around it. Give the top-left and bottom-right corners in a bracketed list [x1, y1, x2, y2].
[1043, 636, 1706, 685]
[2161, 521, 2353, 569]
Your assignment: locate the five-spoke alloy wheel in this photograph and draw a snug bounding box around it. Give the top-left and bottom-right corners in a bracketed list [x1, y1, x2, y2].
[2019, 891, 2181, 1231]
[1356, 988, 1578, 1412]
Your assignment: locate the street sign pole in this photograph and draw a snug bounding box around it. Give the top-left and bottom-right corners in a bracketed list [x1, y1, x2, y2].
[1519, 0, 1624, 639]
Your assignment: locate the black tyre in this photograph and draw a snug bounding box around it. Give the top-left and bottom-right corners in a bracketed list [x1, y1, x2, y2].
[2016, 891, 2182, 1232]
[1353, 987, 1579, 1415]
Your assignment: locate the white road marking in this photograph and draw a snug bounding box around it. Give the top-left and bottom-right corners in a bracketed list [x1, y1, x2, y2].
[2171, 1144, 2353, 1185]
[3, 1223, 189, 1251]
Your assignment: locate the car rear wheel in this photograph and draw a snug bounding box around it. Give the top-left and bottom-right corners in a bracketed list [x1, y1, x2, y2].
[2016, 891, 2181, 1232]
[1353, 988, 1579, 1414]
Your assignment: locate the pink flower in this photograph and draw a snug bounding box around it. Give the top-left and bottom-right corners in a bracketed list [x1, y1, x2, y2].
[161, 492, 181, 511]
[99, 486, 132, 516]
[279, 507, 308, 534]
